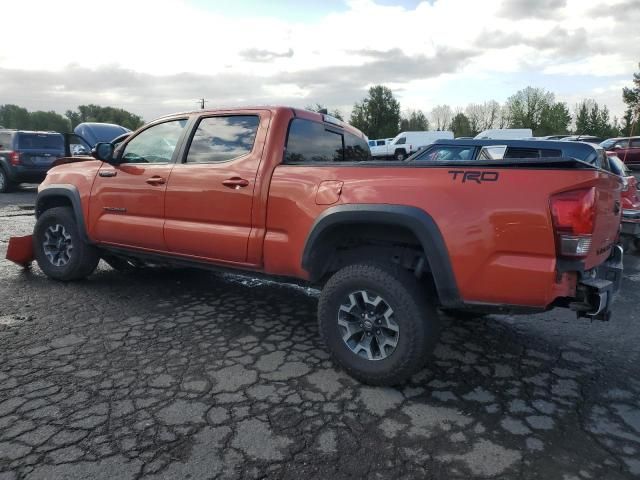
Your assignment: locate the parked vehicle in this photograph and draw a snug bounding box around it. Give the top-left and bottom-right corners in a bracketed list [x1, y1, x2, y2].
[74, 122, 131, 148]
[0, 130, 65, 192]
[410, 139, 613, 170]
[379, 131, 454, 160]
[7, 107, 623, 385]
[539, 135, 570, 140]
[609, 153, 640, 252]
[561, 135, 606, 144]
[368, 138, 392, 157]
[600, 137, 640, 167]
[474, 129, 533, 140]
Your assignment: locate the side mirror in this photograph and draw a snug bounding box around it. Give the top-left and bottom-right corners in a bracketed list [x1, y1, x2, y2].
[92, 142, 115, 162]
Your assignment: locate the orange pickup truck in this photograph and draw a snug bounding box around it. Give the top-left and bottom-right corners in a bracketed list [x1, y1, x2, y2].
[12, 107, 624, 385]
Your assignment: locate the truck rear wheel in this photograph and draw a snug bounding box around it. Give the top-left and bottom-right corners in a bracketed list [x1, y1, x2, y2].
[34, 207, 99, 281]
[318, 263, 440, 386]
[394, 149, 406, 161]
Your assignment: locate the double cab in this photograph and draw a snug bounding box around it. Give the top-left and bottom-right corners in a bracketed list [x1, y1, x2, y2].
[16, 107, 624, 385]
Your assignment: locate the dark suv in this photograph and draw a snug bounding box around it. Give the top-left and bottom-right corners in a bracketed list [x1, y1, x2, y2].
[0, 130, 65, 192]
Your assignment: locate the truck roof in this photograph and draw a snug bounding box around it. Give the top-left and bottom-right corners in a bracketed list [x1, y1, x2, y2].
[154, 106, 366, 139]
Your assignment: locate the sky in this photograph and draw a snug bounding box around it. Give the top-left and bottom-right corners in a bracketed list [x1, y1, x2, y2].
[0, 0, 638, 123]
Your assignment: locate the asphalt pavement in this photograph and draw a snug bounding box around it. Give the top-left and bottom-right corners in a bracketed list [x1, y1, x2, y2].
[0, 185, 639, 479]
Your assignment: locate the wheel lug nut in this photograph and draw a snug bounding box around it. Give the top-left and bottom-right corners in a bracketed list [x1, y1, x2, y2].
[367, 332, 371, 336]
[360, 323, 363, 328]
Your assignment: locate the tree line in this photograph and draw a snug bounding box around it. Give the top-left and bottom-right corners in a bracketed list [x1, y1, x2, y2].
[0, 104, 144, 133]
[313, 62, 640, 140]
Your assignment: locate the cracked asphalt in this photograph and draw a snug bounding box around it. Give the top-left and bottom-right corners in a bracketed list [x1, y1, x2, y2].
[1, 187, 639, 479]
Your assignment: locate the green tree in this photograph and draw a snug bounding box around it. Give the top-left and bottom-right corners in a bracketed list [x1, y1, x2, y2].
[305, 103, 344, 120]
[574, 99, 620, 137]
[575, 101, 590, 135]
[349, 85, 401, 139]
[449, 112, 473, 137]
[506, 86, 556, 134]
[622, 63, 640, 135]
[400, 110, 429, 131]
[538, 102, 571, 136]
[29, 111, 70, 132]
[0, 104, 31, 129]
[66, 104, 144, 130]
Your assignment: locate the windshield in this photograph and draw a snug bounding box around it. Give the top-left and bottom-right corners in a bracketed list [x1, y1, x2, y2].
[600, 139, 617, 149]
[17, 133, 64, 150]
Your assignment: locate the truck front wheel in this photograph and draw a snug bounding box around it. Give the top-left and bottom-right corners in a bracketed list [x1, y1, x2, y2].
[34, 207, 100, 281]
[318, 263, 440, 385]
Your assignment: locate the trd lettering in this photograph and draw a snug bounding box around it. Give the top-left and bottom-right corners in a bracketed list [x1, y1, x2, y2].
[449, 170, 500, 184]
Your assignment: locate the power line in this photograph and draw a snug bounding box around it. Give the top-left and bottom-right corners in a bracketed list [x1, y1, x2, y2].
[197, 98, 207, 109]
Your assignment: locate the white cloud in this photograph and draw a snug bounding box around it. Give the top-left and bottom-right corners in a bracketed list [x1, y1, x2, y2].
[0, 0, 637, 120]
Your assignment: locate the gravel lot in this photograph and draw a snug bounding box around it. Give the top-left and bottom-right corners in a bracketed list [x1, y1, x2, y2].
[1, 187, 639, 479]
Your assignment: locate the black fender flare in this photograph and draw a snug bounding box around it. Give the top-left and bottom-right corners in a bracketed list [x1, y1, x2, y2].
[36, 184, 91, 243]
[302, 204, 461, 307]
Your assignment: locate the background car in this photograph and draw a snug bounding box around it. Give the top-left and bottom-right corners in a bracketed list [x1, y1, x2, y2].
[561, 135, 606, 144]
[74, 122, 131, 147]
[601, 137, 640, 167]
[0, 129, 65, 192]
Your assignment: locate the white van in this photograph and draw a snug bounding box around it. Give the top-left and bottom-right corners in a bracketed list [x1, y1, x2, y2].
[379, 131, 455, 160]
[474, 129, 533, 140]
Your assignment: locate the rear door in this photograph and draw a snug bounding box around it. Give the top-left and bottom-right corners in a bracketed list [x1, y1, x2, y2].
[163, 112, 269, 263]
[88, 118, 188, 251]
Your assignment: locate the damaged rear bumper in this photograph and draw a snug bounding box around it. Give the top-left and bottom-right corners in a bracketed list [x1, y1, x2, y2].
[570, 245, 623, 321]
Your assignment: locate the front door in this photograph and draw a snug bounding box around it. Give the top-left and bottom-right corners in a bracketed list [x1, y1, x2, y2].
[163, 112, 268, 263]
[88, 118, 189, 251]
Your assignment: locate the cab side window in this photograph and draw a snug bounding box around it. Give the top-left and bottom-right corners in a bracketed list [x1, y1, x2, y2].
[186, 115, 260, 163]
[120, 119, 187, 164]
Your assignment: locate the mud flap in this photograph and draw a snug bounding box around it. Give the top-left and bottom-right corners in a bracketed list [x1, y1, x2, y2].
[6, 235, 34, 267]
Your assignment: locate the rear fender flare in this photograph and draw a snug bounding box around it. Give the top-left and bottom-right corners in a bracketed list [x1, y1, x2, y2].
[302, 204, 461, 307]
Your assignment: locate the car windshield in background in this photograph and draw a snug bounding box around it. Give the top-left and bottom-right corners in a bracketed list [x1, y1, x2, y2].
[17, 133, 64, 150]
[413, 145, 475, 162]
[600, 139, 617, 149]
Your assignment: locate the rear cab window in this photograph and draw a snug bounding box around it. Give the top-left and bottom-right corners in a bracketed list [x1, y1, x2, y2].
[284, 118, 370, 163]
[17, 133, 64, 151]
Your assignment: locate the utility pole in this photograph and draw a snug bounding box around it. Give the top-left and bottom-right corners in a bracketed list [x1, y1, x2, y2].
[198, 98, 207, 110]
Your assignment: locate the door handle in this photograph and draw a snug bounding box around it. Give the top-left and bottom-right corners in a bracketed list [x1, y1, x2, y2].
[146, 176, 166, 185]
[99, 170, 117, 178]
[222, 177, 249, 189]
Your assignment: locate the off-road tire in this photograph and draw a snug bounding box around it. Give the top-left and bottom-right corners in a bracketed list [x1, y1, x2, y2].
[34, 207, 99, 281]
[318, 262, 440, 386]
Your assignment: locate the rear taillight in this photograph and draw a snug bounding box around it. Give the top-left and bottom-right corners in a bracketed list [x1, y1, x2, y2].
[9, 151, 21, 166]
[550, 187, 596, 258]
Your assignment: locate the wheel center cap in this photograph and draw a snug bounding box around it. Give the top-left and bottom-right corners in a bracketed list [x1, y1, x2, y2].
[363, 320, 373, 330]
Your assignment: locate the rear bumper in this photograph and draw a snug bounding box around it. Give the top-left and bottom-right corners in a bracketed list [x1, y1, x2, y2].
[570, 245, 623, 321]
[6, 165, 49, 183]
